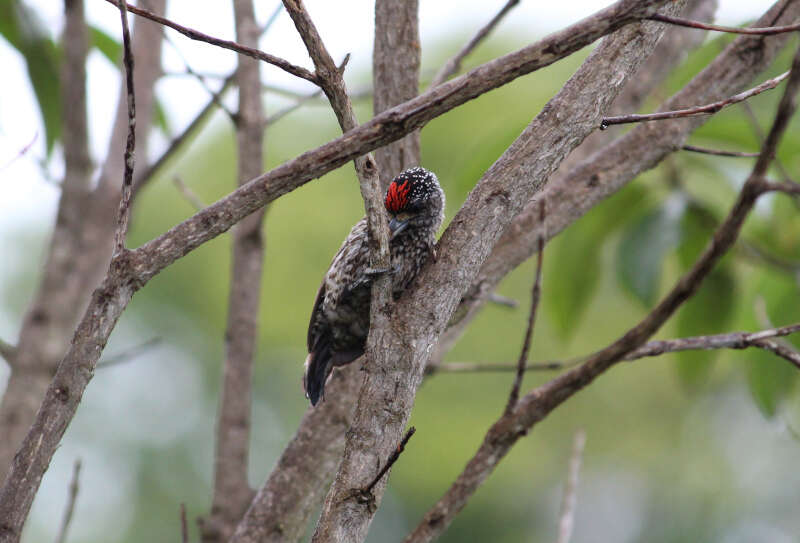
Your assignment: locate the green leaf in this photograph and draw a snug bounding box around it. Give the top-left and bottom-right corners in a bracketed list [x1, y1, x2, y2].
[674, 268, 736, 387]
[89, 25, 121, 65]
[616, 196, 685, 306]
[0, 0, 61, 155]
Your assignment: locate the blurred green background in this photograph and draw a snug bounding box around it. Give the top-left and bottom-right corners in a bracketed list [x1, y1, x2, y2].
[2, 8, 800, 543]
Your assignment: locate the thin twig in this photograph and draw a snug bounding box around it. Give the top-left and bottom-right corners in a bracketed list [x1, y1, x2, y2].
[681, 144, 760, 157]
[180, 503, 188, 543]
[556, 430, 585, 543]
[113, 0, 136, 254]
[0, 132, 38, 172]
[431, 322, 800, 374]
[96, 337, 163, 368]
[648, 12, 800, 35]
[505, 201, 545, 415]
[738, 100, 795, 183]
[764, 180, 800, 195]
[103, 0, 318, 84]
[172, 176, 206, 211]
[361, 427, 416, 496]
[430, 0, 520, 88]
[601, 71, 789, 128]
[163, 34, 236, 120]
[487, 293, 519, 308]
[54, 459, 81, 543]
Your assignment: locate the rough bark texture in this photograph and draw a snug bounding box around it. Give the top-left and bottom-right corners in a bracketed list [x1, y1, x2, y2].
[201, 0, 264, 540]
[0, 0, 166, 479]
[373, 0, 421, 188]
[310, 2, 673, 542]
[0, 1, 675, 536]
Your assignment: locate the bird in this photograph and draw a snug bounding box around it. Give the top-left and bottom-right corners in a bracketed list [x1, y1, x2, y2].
[304, 167, 445, 405]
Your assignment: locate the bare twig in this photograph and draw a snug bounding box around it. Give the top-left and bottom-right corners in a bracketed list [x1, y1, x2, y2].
[96, 337, 163, 368]
[648, 12, 800, 35]
[173, 176, 206, 211]
[556, 430, 585, 543]
[487, 293, 519, 308]
[180, 503, 188, 543]
[430, 0, 520, 88]
[430, 322, 800, 374]
[54, 459, 81, 543]
[765, 180, 800, 195]
[103, 0, 318, 84]
[164, 33, 236, 121]
[0, 132, 38, 172]
[601, 71, 789, 128]
[361, 427, 416, 497]
[681, 144, 760, 157]
[738, 100, 795, 183]
[113, 0, 136, 254]
[505, 201, 545, 415]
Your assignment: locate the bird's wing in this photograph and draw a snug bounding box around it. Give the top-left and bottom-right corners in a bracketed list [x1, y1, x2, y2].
[307, 280, 326, 353]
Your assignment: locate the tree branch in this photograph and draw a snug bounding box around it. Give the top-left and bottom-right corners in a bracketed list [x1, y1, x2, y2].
[53, 459, 81, 543]
[201, 0, 265, 540]
[647, 12, 800, 35]
[103, 0, 318, 84]
[601, 70, 789, 128]
[681, 144, 760, 157]
[112, 0, 136, 254]
[405, 40, 800, 543]
[430, 0, 520, 88]
[505, 202, 544, 415]
[373, 0, 421, 188]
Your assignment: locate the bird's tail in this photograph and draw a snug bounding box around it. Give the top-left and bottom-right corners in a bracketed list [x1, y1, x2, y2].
[304, 338, 333, 406]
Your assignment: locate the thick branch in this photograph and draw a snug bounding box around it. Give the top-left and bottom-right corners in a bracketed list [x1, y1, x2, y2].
[406, 40, 800, 543]
[103, 0, 318, 84]
[373, 0, 421, 188]
[201, 0, 264, 540]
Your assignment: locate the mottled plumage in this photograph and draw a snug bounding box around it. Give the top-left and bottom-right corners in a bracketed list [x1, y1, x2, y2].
[304, 167, 445, 405]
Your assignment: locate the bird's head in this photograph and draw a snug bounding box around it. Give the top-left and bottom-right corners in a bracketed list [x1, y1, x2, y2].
[384, 167, 444, 238]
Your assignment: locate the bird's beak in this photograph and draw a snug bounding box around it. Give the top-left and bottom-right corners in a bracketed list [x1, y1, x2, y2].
[389, 216, 409, 239]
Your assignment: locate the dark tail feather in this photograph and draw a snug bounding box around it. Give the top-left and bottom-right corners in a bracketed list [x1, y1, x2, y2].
[304, 339, 333, 406]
